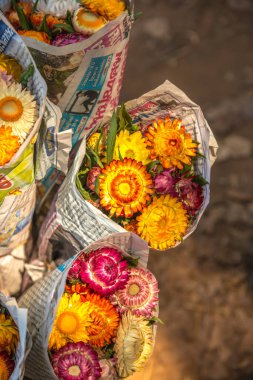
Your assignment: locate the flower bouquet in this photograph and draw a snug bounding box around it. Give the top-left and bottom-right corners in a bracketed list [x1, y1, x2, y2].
[19, 233, 159, 379]
[37, 80, 217, 260]
[5, 0, 127, 46]
[0, 14, 47, 256]
[0, 293, 29, 379]
[77, 106, 206, 250]
[1, 0, 135, 199]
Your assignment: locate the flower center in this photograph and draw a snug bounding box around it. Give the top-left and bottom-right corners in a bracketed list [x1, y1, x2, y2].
[77, 10, 104, 28]
[57, 311, 79, 335]
[118, 182, 131, 195]
[128, 283, 140, 296]
[68, 365, 81, 376]
[159, 217, 168, 229]
[111, 173, 141, 204]
[125, 149, 135, 159]
[169, 139, 178, 147]
[0, 96, 23, 122]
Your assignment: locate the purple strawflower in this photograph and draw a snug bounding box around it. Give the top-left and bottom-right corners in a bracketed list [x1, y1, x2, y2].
[52, 33, 88, 47]
[0, 69, 13, 85]
[176, 178, 204, 216]
[86, 167, 102, 192]
[52, 342, 102, 380]
[80, 247, 129, 297]
[154, 169, 178, 195]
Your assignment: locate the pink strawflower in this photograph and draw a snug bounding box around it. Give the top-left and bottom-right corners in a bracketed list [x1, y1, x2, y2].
[176, 178, 204, 216]
[111, 267, 159, 318]
[52, 33, 88, 46]
[52, 342, 101, 380]
[67, 258, 84, 281]
[80, 247, 129, 297]
[99, 358, 117, 379]
[154, 169, 178, 195]
[86, 167, 102, 192]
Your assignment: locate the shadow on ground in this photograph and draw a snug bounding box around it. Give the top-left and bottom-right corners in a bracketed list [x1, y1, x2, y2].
[121, 1, 253, 379]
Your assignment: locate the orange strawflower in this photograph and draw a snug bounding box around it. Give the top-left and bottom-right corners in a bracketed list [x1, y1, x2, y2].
[18, 30, 51, 44]
[145, 117, 198, 170]
[0, 126, 20, 166]
[85, 292, 120, 347]
[65, 283, 90, 301]
[30, 12, 65, 30]
[99, 158, 154, 218]
[6, 1, 32, 30]
[123, 219, 138, 234]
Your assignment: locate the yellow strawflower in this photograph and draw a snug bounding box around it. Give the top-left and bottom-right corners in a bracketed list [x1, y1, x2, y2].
[114, 130, 151, 165]
[137, 195, 189, 250]
[0, 313, 19, 355]
[48, 293, 94, 350]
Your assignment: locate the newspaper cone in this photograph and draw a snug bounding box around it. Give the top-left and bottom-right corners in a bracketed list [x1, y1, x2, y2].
[1, 0, 135, 200]
[19, 232, 157, 380]
[37, 80, 218, 259]
[0, 15, 69, 297]
[0, 292, 31, 380]
[0, 15, 46, 257]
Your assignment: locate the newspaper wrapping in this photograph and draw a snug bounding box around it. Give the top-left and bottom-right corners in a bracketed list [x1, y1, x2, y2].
[1, 0, 135, 199]
[37, 80, 218, 262]
[19, 232, 157, 380]
[0, 292, 30, 380]
[0, 15, 71, 294]
[0, 14, 46, 257]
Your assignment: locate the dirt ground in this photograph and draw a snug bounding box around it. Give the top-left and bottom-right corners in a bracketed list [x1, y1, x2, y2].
[121, 1, 253, 379]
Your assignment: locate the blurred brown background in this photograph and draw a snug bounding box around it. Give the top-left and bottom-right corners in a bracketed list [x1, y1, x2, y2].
[121, 1, 253, 379]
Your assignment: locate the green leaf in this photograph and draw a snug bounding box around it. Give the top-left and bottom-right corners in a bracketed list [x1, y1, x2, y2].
[192, 175, 209, 186]
[106, 111, 118, 164]
[134, 11, 143, 20]
[94, 176, 100, 195]
[118, 103, 132, 130]
[103, 344, 115, 359]
[76, 169, 91, 200]
[38, 15, 52, 38]
[124, 256, 139, 268]
[130, 124, 140, 132]
[85, 152, 92, 169]
[87, 147, 104, 169]
[148, 316, 164, 326]
[20, 64, 34, 87]
[12, 0, 30, 30]
[32, 0, 39, 13]
[53, 23, 74, 34]
[118, 146, 123, 161]
[66, 10, 74, 29]
[179, 163, 193, 175]
[196, 151, 206, 158]
[94, 130, 103, 155]
[146, 160, 160, 173]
